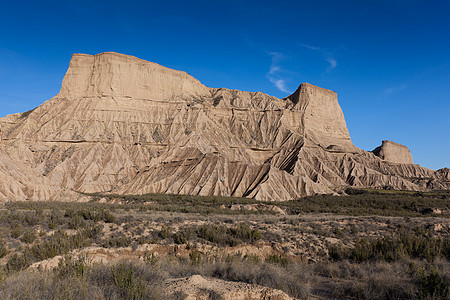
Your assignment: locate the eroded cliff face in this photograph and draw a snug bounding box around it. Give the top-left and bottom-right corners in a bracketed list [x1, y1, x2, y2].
[0, 52, 447, 201]
[284, 83, 355, 152]
[60, 52, 209, 100]
[372, 140, 414, 164]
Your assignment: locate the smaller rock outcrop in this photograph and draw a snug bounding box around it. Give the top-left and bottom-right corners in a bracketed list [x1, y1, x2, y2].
[372, 140, 413, 164]
[284, 83, 356, 152]
[166, 274, 293, 300]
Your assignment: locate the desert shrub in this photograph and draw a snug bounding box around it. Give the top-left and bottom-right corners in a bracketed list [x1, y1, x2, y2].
[196, 224, 224, 242]
[89, 261, 166, 299]
[20, 229, 36, 244]
[111, 263, 147, 300]
[326, 261, 420, 299]
[244, 254, 262, 264]
[417, 266, 449, 300]
[229, 223, 262, 243]
[345, 188, 369, 195]
[7, 210, 40, 227]
[0, 270, 104, 300]
[0, 267, 6, 283]
[281, 189, 450, 217]
[55, 255, 88, 279]
[173, 228, 192, 244]
[26, 225, 101, 262]
[196, 224, 239, 246]
[10, 225, 23, 239]
[328, 243, 350, 261]
[330, 228, 449, 263]
[137, 232, 158, 245]
[78, 208, 116, 223]
[143, 253, 159, 266]
[101, 234, 132, 248]
[159, 225, 171, 239]
[0, 239, 8, 258]
[189, 250, 204, 265]
[48, 209, 64, 229]
[265, 254, 290, 267]
[68, 214, 86, 229]
[6, 253, 31, 272]
[195, 223, 262, 246]
[64, 207, 115, 224]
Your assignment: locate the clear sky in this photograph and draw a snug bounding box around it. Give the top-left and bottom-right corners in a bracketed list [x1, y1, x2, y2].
[0, 0, 449, 170]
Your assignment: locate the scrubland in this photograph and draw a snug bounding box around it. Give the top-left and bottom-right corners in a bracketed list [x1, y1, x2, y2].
[0, 189, 448, 299]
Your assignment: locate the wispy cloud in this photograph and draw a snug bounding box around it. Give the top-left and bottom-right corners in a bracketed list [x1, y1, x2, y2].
[266, 52, 290, 93]
[325, 57, 337, 70]
[383, 85, 406, 96]
[302, 44, 338, 71]
[302, 44, 320, 51]
[269, 78, 289, 93]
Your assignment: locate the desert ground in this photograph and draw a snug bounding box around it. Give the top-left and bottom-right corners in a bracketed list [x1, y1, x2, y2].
[0, 189, 448, 299]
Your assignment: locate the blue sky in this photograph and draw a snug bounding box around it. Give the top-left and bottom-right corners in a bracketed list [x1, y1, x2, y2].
[0, 0, 449, 170]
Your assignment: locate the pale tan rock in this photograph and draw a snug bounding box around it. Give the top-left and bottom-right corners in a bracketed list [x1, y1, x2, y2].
[0, 52, 447, 202]
[372, 140, 414, 164]
[166, 274, 293, 300]
[284, 83, 356, 152]
[60, 52, 209, 101]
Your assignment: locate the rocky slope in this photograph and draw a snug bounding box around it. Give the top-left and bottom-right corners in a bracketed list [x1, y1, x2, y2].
[0, 52, 448, 201]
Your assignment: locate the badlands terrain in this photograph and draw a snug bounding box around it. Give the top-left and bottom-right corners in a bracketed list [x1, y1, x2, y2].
[0, 52, 448, 299]
[0, 52, 448, 202]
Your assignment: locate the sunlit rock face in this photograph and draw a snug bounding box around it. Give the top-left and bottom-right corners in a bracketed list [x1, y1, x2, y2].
[372, 140, 414, 164]
[0, 52, 448, 201]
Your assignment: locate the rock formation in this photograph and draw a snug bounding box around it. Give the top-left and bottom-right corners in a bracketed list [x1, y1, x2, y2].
[372, 140, 414, 164]
[0, 52, 448, 201]
[166, 274, 293, 300]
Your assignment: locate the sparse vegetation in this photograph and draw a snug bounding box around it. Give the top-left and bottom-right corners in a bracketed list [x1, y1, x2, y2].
[0, 190, 448, 299]
[329, 226, 450, 263]
[195, 223, 262, 246]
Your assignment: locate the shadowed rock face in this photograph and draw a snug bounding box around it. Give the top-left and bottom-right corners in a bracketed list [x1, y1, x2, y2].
[0, 52, 448, 201]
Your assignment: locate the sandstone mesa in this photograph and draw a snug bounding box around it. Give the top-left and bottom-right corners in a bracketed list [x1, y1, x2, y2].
[0, 52, 448, 202]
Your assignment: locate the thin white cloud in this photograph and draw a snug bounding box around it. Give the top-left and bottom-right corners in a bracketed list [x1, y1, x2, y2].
[325, 57, 337, 70]
[266, 52, 291, 93]
[383, 85, 406, 96]
[269, 78, 289, 93]
[302, 44, 338, 72]
[302, 44, 320, 51]
[268, 65, 280, 75]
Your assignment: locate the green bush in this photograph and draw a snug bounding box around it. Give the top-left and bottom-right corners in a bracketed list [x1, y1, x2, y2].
[101, 234, 132, 248]
[112, 263, 147, 300]
[48, 209, 64, 229]
[68, 215, 86, 229]
[10, 225, 23, 239]
[329, 228, 449, 263]
[417, 266, 449, 300]
[143, 253, 159, 267]
[6, 253, 31, 272]
[0, 239, 8, 258]
[229, 223, 262, 243]
[20, 229, 37, 244]
[190, 250, 203, 265]
[56, 255, 88, 278]
[265, 254, 290, 267]
[195, 223, 262, 247]
[26, 225, 101, 263]
[173, 228, 193, 244]
[159, 225, 171, 239]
